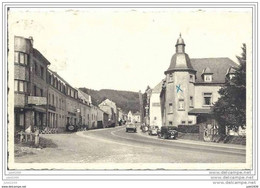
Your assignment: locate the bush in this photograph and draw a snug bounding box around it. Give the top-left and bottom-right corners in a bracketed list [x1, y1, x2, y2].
[177, 125, 199, 133]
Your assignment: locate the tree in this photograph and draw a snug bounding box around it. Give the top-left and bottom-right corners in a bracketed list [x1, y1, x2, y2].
[213, 44, 246, 134]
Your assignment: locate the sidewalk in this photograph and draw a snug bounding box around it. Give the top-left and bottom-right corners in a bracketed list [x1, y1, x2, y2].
[136, 129, 246, 150]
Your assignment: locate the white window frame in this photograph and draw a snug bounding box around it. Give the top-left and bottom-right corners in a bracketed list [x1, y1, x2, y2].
[178, 99, 185, 111]
[204, 75, 212, 82]
[203, 93, 212, 106]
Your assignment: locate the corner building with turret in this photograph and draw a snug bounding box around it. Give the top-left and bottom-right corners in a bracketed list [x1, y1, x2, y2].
[160, 35, 238, 127]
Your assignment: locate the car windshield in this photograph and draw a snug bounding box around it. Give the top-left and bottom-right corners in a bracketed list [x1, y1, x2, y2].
[155, 126, 159, 128]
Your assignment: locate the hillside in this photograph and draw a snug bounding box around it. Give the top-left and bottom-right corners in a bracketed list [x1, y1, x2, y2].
[79, 88, 140, 113]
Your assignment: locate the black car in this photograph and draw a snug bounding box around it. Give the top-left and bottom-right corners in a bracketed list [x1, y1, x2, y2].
[157, 126, 178, 139]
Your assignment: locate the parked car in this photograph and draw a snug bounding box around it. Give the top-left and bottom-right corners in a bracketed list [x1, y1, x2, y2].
[126, 123, 137, 133]
[148, 126, 159, 135]
[157, 126, 178, 139]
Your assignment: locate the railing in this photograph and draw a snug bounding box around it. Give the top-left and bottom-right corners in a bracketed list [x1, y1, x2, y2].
[40, 127, 58, 134]
[17, 130, 40, 147]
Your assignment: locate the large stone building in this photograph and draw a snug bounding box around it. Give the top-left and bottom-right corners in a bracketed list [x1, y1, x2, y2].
[160, 35, 237, 127]
[14, 36, 49, 133]
[14, 36, 107, 133]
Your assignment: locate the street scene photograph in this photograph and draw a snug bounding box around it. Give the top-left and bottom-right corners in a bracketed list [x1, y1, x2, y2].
[7, 7, 251, 169]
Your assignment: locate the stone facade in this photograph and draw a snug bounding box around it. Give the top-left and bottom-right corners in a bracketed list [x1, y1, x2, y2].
[160, 35, 237, 127]
[14, 36, 106, 133]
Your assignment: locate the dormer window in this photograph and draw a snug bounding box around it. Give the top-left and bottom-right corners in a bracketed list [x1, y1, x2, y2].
[226, 66, 236, 81]
[189, 74, 194, 83]
[202, 67, 213, 82]
[204, 75, 212, 82]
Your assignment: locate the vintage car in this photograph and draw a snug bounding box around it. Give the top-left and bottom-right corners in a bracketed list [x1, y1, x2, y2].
[148, 125, 159, 135]
[157, 126, 178, 139]
[126, 123, 137, 133]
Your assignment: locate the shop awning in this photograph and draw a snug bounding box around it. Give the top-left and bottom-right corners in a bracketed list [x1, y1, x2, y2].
[188, 108, 213, 115]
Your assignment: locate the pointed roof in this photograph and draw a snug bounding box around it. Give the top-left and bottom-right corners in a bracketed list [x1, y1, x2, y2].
[175, 33, 185, 46]
[202, 67, 213, 74]
[152, 80, 164, 93]
[165, 35, 196, 74]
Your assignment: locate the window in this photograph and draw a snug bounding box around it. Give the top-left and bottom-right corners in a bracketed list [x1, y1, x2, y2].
[24, 54, 28, 65]
[40, 89, 43, 97]
[52, 94, 54, 105]
[178, 99, 184, 110]
[14, 80, 18, 91]
[19, 81, 24, 92]
[35, 63, 38, 75]
[189, 74, 194, 82]
[188, 121, 193, 124]
[203, 93, 212, 105]
[154, 116, 157, 120]
[33, 85, 37, 96]
[204, 75, 212, 82]
[48, 93, 51, 104]
[181, 121, 186, 125]
[169, 73, 173, 82]
[51, 75, 54, 85]
[169, 121, 173, 126]
[40, 66, 44, 79]
[19, 113, 24, 126]
[190, 96, 193, 107]
[20, 53, 25, 64]
[14, 52, 19, 63]
[169, 103, 173, 113]
[15, 52, 28, 65]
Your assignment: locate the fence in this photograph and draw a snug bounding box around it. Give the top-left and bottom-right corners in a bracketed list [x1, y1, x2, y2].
[17, 130, 40, 147]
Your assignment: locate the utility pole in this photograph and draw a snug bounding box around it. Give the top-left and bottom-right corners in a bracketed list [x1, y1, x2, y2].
[138, 90, 144, 124]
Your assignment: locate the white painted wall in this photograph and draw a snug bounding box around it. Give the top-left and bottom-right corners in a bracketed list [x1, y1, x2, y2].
[149, 92, 162, 127]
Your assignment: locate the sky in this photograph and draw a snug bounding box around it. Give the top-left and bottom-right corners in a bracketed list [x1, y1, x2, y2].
[8, 8, 252, 92]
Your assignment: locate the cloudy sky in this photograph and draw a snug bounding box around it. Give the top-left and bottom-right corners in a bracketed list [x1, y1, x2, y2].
[9, 8, 252, 92]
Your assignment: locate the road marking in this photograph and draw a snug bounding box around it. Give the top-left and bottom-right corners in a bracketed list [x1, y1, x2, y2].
[76, 131, 147, 149]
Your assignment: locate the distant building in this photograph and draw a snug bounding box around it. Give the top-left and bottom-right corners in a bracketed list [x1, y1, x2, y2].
[149, 81, 164, 128]
[127, 111, 133, 122]
[99, 99, 117, 127]
[160, 34, 237, 129]
[132, 111, 141, 123]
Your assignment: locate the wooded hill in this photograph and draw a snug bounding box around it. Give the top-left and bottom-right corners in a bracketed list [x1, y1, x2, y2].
[79, 88, 140, 113]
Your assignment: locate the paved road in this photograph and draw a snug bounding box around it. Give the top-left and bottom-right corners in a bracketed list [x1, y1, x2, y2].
[15, 125, 246, 163]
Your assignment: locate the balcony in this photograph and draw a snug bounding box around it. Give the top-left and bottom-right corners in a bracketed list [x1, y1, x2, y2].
[28, 96, 47, 105]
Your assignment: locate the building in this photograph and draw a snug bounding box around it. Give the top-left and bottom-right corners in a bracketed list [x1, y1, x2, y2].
[77, 89, 92, 129]
[14, 36, 49, 133]
[14, 36, 106, 133]
[46, 70, 67, 132]
[127, 111, 133, 122]
[149, 80, 164, 128]
[160, 34, 237, 128]
[132, 111, 141, 123]
[98, 99, 117, 127]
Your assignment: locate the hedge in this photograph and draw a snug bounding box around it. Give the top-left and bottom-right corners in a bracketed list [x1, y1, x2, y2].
[177, 125, 199, 133]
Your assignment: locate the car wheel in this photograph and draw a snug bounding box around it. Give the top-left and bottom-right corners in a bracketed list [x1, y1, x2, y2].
[163, 134, 168, 139]
[126, 129, 128, 132]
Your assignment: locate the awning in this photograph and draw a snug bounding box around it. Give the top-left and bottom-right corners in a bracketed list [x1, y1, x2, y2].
[188, 108, 213, 115]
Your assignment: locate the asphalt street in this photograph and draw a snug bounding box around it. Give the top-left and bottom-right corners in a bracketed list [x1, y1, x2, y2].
[15, 125, 246, 163]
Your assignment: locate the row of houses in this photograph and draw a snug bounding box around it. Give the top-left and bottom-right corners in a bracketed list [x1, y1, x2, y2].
[14, 36, 125, 134]
[145, 34, 245, 136]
